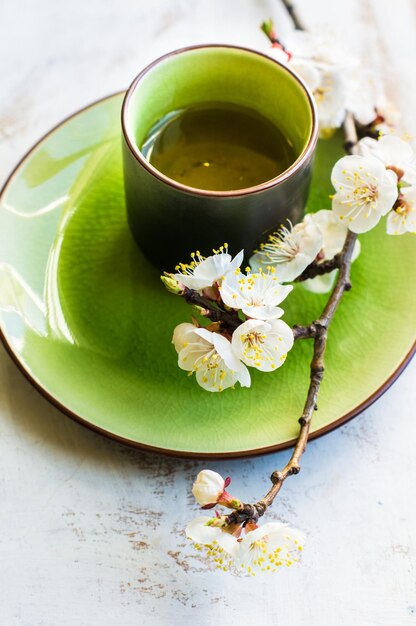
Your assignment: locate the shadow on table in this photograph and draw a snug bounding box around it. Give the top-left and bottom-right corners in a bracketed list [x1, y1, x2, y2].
[1, 338, 367, 489]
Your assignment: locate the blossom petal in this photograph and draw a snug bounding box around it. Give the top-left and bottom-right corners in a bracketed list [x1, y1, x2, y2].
[173, 249, 244, 292]
[344, 63, 378, 125]
[386, 187, 416, 234]
[172, 273, 211, 291]
[260, 523, 305, 551]
[215, 531, 241, 556]
[232, 318, 294, 372]
[172, 322, 197, 352]
[289, 58, 321, 93]
[272, 252, 317, 283]
[193, 253, 232, 281]
[187, 330, 241, 392]
[173, 326, 247, 391]
[301, 210, 361, 292]
[242, 305, 284, 320]
[228, 249, 244, 273]
[186, 516, 220, 543]
[235, 362, 251, 388]
[186, 517, 240, 557]
[332, 195, 382, 233]
[193, 250, 244, 283]
[358, 135, 414, 166]
[358, 135, 416, 185]
[330, 154, 377, 190]
[316, 66, 348, 132]
[178, 341, 212, 372]
[377, 170, 400, 215]
[211, 332, 251, 389]
[352, 238, 362, 262]
[302, 270, 337, 294]
[386, 210, 408, 235]
[212, 332, 243, 371]
[236, 522, 305, 571]
[173, 323, 213, 372]
[218, 272, 250, 310]
[306, 209, 348, 258]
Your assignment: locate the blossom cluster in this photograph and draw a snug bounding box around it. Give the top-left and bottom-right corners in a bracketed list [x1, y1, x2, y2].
[170, 245, 295, 392]
[267, 28, 398, 136]
[163, 134, 415, 393]
[187, 470, 304, 575]
[165, 213, 358, 392]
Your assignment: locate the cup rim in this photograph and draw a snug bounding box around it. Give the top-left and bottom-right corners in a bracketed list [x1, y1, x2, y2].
[121, 43, 319, 198]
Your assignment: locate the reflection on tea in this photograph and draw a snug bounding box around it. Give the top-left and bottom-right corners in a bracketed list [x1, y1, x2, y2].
[140, 103, 296, 191]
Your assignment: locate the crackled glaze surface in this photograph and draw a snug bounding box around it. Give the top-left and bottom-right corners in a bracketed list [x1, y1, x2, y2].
[1, 0, 416, 624]
[0, 94, 414, 455]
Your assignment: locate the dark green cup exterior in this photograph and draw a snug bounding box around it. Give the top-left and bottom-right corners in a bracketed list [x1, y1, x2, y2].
[122, 45, 318, 270]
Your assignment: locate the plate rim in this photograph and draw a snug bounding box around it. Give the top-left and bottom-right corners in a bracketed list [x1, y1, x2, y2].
[1, 92, 414, 459]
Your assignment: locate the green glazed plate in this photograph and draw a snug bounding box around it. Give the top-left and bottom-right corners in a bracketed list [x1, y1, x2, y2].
[0, 93, 414, 457]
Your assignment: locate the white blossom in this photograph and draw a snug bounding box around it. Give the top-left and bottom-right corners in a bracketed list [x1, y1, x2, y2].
[386, 187, 416, 235]
[331, 154, 398, 233]
[297, 60, 348, 133]
[282, 30, 378, 133]
[172, 323, 250, 392]
[285, 29, 348, 66]
[186, 516, 240, 569]
[231, 318, 294, 372]
[287, 55, 348, 134]
[219, 267, 292, 320]
[192, 470, 225, 507]
[358, 135, 416, 185]
[173, 244, 243, 291]
[302, 210, 361, 293]
[236, 522, 305, 574]
[186, 518, 305, 574]
[250, 219, 323, 282]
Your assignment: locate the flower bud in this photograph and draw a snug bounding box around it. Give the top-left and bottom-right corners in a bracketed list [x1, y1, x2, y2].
[160, 274, 184, 295]
[192, 470, 225, 507]
[190, 304, 210, 317]
[192, 470, 242, 510]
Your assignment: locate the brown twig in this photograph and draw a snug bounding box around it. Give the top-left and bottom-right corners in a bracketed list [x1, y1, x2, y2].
[228, 228, 357, 525]
[280, 0, 306, 30]
[295, 253, 342, 282]
[343, 111, 359, 155]
[183, 289, 327, 340]
[182, 287, 241, 331]
[226, 103, 359, 527]
[261, 19, 292, 58]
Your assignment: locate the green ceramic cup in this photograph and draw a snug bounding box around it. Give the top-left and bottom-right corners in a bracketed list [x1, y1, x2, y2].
[121, 44, 318, 269]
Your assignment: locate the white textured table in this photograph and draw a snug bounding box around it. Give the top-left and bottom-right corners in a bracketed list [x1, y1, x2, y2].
[1, 1, 415, 624]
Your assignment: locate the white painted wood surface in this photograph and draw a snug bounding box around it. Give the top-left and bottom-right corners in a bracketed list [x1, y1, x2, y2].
[1, 0, 415, 624]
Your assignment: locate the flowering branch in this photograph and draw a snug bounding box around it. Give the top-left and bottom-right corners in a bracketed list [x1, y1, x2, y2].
[227, 230, 357, 524]
[163, 1, 415, 574]
[225, 121, 358, 527]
